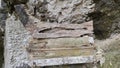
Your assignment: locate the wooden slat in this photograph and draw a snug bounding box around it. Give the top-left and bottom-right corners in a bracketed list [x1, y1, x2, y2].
[33, 30, 93, 39]
[29, 37, 91, 48]
[26, 55, 95, 67]
[33, 21, 93, 39]
[46, 37, 90, 48]
[28, 47, 95, 59]
[37, 21, 93, 31]
[27, 37, 95, 59]
[28, 47, 95, 51]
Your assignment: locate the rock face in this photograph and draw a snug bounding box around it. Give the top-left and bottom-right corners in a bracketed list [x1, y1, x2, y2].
[3, 0, 95, 68]
[46, 0, 94, 23]
[0, 0, 7, 31]
[26, 0, 95, 23]
[5, 16, 31, 68]
[89, 0, 120, 39]
[0, 0, 95, 30]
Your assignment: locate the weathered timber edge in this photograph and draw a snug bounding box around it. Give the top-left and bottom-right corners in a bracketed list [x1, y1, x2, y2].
[16, 55, 95, 67]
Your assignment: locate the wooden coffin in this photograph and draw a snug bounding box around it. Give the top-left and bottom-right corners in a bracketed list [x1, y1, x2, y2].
[25, 21, 95, 66]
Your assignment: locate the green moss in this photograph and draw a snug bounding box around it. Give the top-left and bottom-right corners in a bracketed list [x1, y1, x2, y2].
[98, 38, 120, 68]
[100, 51, 120, 68]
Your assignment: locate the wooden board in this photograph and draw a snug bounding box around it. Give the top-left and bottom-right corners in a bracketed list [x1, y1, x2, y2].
[33, 30, 93, 39]
[33, 21, 93, 39]
[37, 21, 93, 31]
[26, 37, 95, 59]
[27, 47, 95, 60]
[26, 55, 95, 67]
[29, 37, 90, 48]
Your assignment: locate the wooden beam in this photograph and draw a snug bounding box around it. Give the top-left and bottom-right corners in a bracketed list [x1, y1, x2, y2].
[27, 47, 95, 51]
[33, 30, 93, 39]
[26, 55, 95, 67]
[37, 21, 93, 31]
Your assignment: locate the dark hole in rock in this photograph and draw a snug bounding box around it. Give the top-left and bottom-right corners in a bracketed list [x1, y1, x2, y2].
[82, 27, 87, 30]
[34, 22, 37, 24]
[80, 35, 84, 37]
[49, 19, 55, 22]
[41, 14, 46, 18]
[38, 28, 52, 33]
[59, 12, 62, 15]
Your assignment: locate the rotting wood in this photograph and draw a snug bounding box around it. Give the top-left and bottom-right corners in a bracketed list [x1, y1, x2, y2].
[27, 47, 95, 51]
[28, 37, 91, 48]
[4, 0, 97, 67]
[25, 21, 95, 66]
[26, 40, 96, 58]
[37, 21, 93, 31]
[33, 30, 93, 39]
[27, 47, 95, 53]
[33, 21, 93, 39]
[28, 48, 95, 58]
[26, 55, 95, 67]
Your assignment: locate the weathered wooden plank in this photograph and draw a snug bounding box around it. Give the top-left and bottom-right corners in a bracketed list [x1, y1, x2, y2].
[37, 21, 93, 31]
[33, 21, 93, 39]
[29, 37, 91, 48]
[46, 37, 90, 48]
[27, 37, 95, 59]
[27, 55, 95, 67]
[27, 38, 95, 59]
[28, 48, 95, 59]
[33, 30, 93, 39]
[28, 47, 95, 51]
